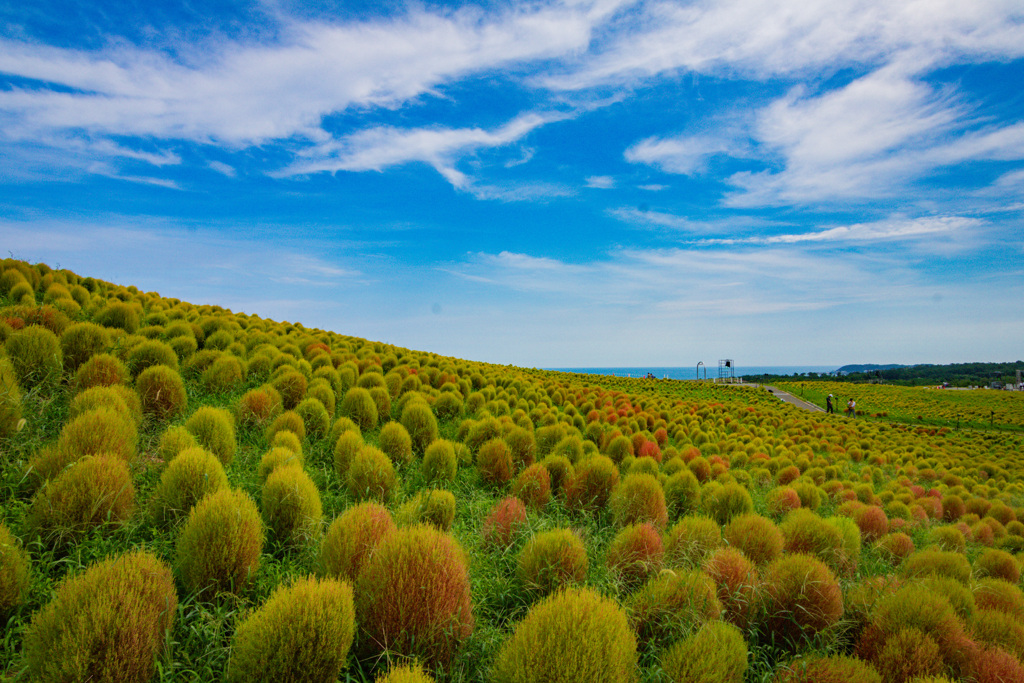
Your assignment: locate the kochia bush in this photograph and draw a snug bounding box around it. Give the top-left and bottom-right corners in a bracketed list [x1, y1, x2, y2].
[320, 502, 396, 582]
[295, 397, 330, 442]
[401, 400, 438, 455]
[6, 325, 62, 388]
[611, 473, 668, 530]
[185, 406, 237, 466]
[660, 621, 748, 683]
[340, 387, 378, 432]
[136, 364, 188, 421]
[605, 523, 664, 589]
[355, 525, 473, 666]
[347, 446, 397, 503]
[262, 465, 323, 548]
[491, 587, 637, 683]
[483, 496, 529, 549]
[226, 576, 355, 683]
[627, 569, 721, 650]
[759, 554, 844, 645]
[564, 455, 619, 511]
[723, 513, 784, 566]
[512, 463, 552, 510]
[477, 437, 515, 485]
[149, 446, 229, 526]
[22, 550, 177, 683]
[422, 439, 458, 483]
[0, 522, 30, 617]
[73, 352, 130, 392]
[663, 515, 722, 568]
[175, 488, 264, 599]
[378, 421, 414, 466]
[517, 528, 588, 596]
[772, 654, 882, 683]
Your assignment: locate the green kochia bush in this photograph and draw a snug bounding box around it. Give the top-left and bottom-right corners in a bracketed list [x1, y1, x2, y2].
[0, 356, 23, 438]
[355, 524, 473, 667]
[320, 502, 396, 582]
[491, 586, 638, 683]
[22, 550, 177, 683]
[73, 352, 130, 391]
[59, 321, 110, 372]
[340, 387, 378, 432]
[136, 364, 188, 420]
[759, 554, 844, 645]
[347, 446, 397, 502]
[422, 439, 457, 483]
[772, 654, 882, 683]
[27, 454, 136, 548]
[295, 397, 330, 441]
[226, 576, 355, 683]
[396, 489, 456, 531]
[0, 522, 30, 617]
[6, 325, 62, 388]
[185, 406, 237, 466]
[517, 528, 588, 596]
[661, 621, 747, 683]
[401, 400, 438, 455]
[149, 446, 229, 526]
[378, 421, 414, 465]
[175, 488, 264, 599]
[127, 338, 178, 375]
[627, 569, 721, 651]
[262, 465, 323, 548]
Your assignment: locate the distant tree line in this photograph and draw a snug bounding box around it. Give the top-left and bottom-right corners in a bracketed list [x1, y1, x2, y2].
[746, 361, 1024, 387]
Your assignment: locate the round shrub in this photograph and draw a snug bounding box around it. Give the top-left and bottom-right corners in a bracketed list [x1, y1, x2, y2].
[340, 387, 378, 432]
[611, 473, 668, 530]
[565, 455, 619, 511]
[432, 392, 464, 423]
[974, 577, 1024, 617]
[184, 406, 236, 466]
[6, 325, 62, 388]
[320, 502, 396, 582]
[665, 469, 701, 518]
[930, 525, 967, 553]
[355, 525, 473, 666]
[759, 554, 843, 645]
[226, 576, 354, 683]
[605, 434, 634, 463]
[966, 646, 1024, 683]
[175, 488, 264, 598]
[347, 446, 397, 502]
[149, 446, 229, 526]
[702, 482, 754, 525]
[136, 365, 188, 421]
[266, 409, 305, 444]
[874, 627, 943, 681]
[664, 515, 722, 568]
[258, 446, 303, 482]
[0, 522, 30, 617]
[401, 401, 438, 455]
[975, 548, 1021, 583]
[271, 369, 307, 410]
[95, 301, 140, 333]
[333, 430, 364, 479]
[477, 437, 515, 486]
[378, 421, 413, 466]
[628, 569, 721, 650]
[541, 454, 573, 492]
[518, 528, 589, 596]
[780, 509, 848, 577]
[202, 354, 245, 393]
[68, 385, 138, 425]
[397, 489, 456, 531]
[157, 425, 198, 462]
[328, 415, 361, 446]
[27, 454, 136, 548]
[766, 486, 802, 517]
[422, 438, 457, 483]
[294, 397, 329, 442]
[772, 654, 882, 683]
[235, 386, 282, 429]
[376, 663, 434, 683]
[22, 550, 176, 683]
[0, 356, 22, 438]
[483, 495, 528, 549]
[875, 532, 915, 566]
[901, 548, 972, 585]
[855, 584, 969, 675]
[606, 522, 664, 589]
[57, 405, 137, 463]
[512, 463, 552, 510]
[705, 547, 758, 629]
[491, 587, 637, 683]
[661, 621, 747, 683]
[723, 513, 783, 566]
[73, 352, 130, 391]
[60, 321, 110, 372]
[505, 426, 537, 469]
[127, 339, 178, 376]
[262, 465, 323, 548]
[973, 608, 1024, 660]
[854, 505, 890, 542]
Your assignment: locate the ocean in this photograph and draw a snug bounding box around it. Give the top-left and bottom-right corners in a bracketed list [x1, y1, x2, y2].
[546, 366, 838, 380]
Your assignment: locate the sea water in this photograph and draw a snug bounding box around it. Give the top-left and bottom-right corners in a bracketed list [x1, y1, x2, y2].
[547, 366, 838, 380]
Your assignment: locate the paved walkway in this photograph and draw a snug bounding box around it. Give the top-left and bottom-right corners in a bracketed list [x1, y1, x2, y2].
[751, 384, 825, 413]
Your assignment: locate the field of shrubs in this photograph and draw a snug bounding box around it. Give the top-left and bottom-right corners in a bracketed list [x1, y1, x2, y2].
[2, 257, 1024, 683]
[775, 381, 1024, 431]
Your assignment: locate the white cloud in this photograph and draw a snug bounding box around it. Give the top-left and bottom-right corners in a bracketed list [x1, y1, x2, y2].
[541, 0, 1024, 90]
[277, 112, 566, 187]
[696, 215, 981, 245]
[208, 160, 236, 177]
[625, 132, 748, 175]
[585, 175, 615, 188]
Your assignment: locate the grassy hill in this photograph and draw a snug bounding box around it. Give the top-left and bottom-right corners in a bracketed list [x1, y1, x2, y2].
[2, 258, 1024, 682]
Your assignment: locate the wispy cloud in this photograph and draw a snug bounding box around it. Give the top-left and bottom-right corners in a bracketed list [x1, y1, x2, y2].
[625, 132, 749, 175]
[585, 175, 615, 188]
[277, 112, 567, 187]
[695, 215, 981, 245]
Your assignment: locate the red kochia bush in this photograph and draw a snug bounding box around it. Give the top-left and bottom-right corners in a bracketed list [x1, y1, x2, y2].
[512, 463, 551, 510]
[482, 496, 528, 549]
[320, 502, 396, 582]
[605, 523, 664, 589]
[772, 654, 882, 683]
[705, 547, 758, 629]
[477, 438, 514, 486]
[355, 525, 473, 667]
[759, 554, 843, 645]
[564, 455, 619, 511]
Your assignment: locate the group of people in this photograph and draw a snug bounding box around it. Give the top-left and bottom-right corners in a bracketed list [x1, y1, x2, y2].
[825, 393, 857, 417]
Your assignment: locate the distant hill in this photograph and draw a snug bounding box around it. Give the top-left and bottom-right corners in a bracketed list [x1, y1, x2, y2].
[837, 364, 908, 374]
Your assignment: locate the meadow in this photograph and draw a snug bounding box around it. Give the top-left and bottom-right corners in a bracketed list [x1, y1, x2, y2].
[775, 381, 1024, 432]
[2, 258, 1024, 683]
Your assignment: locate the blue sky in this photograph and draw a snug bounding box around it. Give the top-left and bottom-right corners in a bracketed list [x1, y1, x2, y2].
[1, 0, 1023, 368]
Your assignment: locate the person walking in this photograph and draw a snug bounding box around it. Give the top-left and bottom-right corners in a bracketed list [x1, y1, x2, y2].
[826, 394, 834, 414]
[846, 398, 856, 418]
